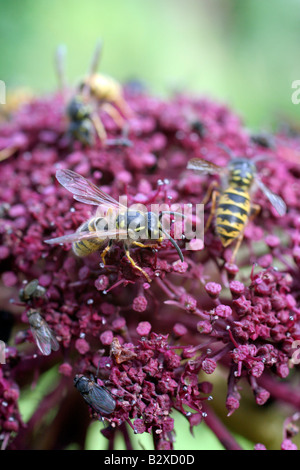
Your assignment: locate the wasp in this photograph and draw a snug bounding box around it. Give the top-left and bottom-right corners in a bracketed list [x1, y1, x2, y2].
[55, 44, 105, 146]
[74, 374, 116, 415]
[55, 40, 132, 145]
[45, 169, 184, 283]
[79, 40, 133, 124]
[27, 309, 59, 356]
[187, 153, 287, 261]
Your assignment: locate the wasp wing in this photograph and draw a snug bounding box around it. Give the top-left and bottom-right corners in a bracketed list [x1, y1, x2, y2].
[30, 323, 59, 356]
[84, 383, 116, 414]
[56, 169, 127, 210]
[187, 158, 227, 176]
[45, 228, 128, 245]
[55, 44, 67, 92]
[256, 178, 287, 216]
[88, 39, 103, 76]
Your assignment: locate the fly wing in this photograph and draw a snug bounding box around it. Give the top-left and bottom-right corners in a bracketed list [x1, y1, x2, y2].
[85, 383, 116, 415]
[56, 169, 127, 210]
[187, 158, 227, 176]
[256, 177, 287, 216]
[30, 322, 59, 356]
[45, 228, 128, 245]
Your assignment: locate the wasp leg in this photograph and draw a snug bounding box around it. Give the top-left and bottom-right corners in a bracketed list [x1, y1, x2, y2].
[101, 102, 124, 128]
[201, 181, 219, 205]
[204, 187, 220, 233]
[229, 204, 261, 263]
[124, 245, 151, 283]
[91, 113, 107, 141]
[115, 97, 134, 119]
[0, 147, 16, 162]
[229, 232, 244, 263]
[249, 203, 261, 220]
[132, 241, 148, 248]
[101, 241, 113, 265]
[147, 237, 164, 250]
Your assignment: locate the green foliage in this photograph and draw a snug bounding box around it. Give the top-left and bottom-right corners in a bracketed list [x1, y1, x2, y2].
[0, 0, 300, 126]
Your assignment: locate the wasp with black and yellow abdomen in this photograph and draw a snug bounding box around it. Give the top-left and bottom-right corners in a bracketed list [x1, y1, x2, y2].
[79, 40, 133, 123]
[55, 40, 132, 145]
[187, 153, 286, 261]
[45, 169, 184, 283]
[55, 43, 107, 145]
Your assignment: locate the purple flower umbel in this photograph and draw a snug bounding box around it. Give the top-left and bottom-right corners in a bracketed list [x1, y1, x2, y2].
[0, 83, 300, 450]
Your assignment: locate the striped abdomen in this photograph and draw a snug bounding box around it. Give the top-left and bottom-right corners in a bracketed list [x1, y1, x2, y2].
[215, 187, 251, 247]
[72, 217, 106, 257]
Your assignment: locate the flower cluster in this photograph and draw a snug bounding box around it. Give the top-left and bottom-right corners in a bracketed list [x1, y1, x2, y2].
[1, 81, 300, 450]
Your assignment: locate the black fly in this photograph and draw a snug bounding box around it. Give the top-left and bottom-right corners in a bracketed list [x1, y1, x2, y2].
[74, 374, 116, 415]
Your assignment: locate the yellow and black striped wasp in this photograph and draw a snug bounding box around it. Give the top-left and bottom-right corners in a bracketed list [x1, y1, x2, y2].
[187, 153, 287, 261]
[55, 40, 132, 145]
[45, 169, 184, 282]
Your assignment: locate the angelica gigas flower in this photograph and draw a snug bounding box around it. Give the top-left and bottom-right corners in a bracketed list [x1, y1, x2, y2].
[0, 83, 300, 451]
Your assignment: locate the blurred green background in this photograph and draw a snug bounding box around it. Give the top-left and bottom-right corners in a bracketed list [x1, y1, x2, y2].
[2, 0, 300, 451]
[1, 0, 300, 129]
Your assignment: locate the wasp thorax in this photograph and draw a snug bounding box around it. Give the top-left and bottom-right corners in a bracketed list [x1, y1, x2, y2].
[228, 158, 256, 187]
[67, 96, 91, 121]
[147, 212, 161, 239]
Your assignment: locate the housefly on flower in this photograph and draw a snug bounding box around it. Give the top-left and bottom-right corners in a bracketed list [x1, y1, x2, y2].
[27, 309, 59, 356]
[74, 374, 116, 415]
[19, 279, 46, 303]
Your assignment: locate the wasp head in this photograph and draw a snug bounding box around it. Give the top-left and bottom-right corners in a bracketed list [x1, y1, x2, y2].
[228, 158, 256, 187]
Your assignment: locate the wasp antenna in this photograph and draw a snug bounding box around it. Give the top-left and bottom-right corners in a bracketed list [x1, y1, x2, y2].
[89, 39, 104, 76]
[252, 154, 271, 164]
[160, 227, 184, 262]
[217, 142, 235, 159]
